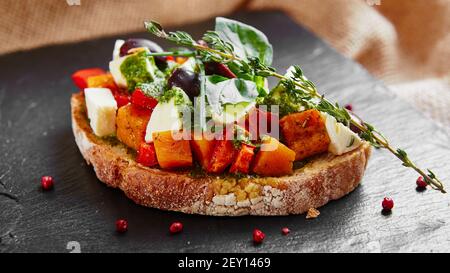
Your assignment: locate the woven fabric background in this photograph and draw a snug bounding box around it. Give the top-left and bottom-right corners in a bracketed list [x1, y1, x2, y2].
[1, 0, 449, 132]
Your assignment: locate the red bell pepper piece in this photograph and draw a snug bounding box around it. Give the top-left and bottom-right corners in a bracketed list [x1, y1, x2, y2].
[136, 142, 158, 167]
[114, 93, 130, 108]
[131, 88, 158, 110]
[229, 144, 255, 174]
[71, 68, 106, 89]
[207, 140, 236, 174]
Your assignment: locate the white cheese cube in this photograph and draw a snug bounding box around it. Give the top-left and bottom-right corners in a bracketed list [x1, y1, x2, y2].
[109, 56, 128, 88]
[178, 57, 197, 72]
[112, 39, 124, 60]
[144, 96, 183, 142]
[167, 60, 178, 70]
[109, 48, 157, 89]
[84, 88, 117, 137]
[321, 112, 362, 155]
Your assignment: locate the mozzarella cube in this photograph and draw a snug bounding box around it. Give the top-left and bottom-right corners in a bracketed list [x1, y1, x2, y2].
[178, 57, 197, 72]
[112, 39, 124, 60]
[109, 56, 128, 88]
[109, 48, 157, 89]
[321, 112, 362, 155]
[144, 96, 183, 142]
[84, 88, 117, 137]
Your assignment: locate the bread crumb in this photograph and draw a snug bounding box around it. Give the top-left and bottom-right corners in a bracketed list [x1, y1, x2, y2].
[306, 208, 320, 219]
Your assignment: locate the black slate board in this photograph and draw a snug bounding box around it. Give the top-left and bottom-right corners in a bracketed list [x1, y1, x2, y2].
[1, 11, 449, 253]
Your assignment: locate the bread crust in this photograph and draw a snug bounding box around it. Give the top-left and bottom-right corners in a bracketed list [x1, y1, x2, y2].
[71, 93, 371, 216]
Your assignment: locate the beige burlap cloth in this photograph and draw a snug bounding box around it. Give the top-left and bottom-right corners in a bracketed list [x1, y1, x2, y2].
[2, 0, 449, 132]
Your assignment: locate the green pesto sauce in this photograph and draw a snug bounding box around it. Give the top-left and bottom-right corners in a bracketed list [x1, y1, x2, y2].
[187, 163, 259, 180]
[188, 163, 208, 178]
[120, 51, 155, 91]
[263, 84, 308, 117]
[293, 159, 309, 170]
[101, 135, 121, 146]
[218, 171, 259, 180]
[159, 87, 189, 105]
[136, 81, 165, 99]
[232, 125, 253, 149]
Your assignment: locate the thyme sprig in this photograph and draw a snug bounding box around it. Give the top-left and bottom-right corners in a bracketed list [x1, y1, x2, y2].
[145, 51, 195, 57]
[144, 21, 446, 193]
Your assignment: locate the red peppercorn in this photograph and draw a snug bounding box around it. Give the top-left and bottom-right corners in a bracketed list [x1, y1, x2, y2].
[416, 176, 427, 188]
[253, 229, 265, 244]
[116, 219, 128, 233]
[281, 227, 290, 235]
[41, 176, 54, 190]
[345, 104, 353, 111]
[382, 197, 394, 211]
[169, 222, 183, 234]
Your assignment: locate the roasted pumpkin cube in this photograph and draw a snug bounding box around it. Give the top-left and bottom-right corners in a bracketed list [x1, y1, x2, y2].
[116, 104, 151, 150]
[87, 73, 118, 91]
[190, 135, 216, 170]
[72, 68, 105, 89]
[153, 131, 193, 169]
[252, 136, 295, 177]
[279, 109, 330, 160]
[229, 144, 255, 174]
[207, 140, 236, 174]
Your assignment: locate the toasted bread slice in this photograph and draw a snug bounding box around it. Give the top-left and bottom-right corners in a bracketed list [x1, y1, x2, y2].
[71, 92, 371, 216]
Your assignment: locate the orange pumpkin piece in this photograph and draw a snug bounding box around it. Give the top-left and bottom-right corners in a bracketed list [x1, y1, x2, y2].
[252, 136, 296, 177]
[190, 134, 216, 170]
[153, 131, 193, 169]
[87, 73, 118, 92]
[279, 109, 330, 161]
[207, 140, 236, 174]
[116, 104, 151, 150]
[229, 144, 255, 174]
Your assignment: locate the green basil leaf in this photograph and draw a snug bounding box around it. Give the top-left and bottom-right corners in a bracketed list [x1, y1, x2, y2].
[215, 17, 273, 65]
[207, 74, 229, 84]
[205, 76, 259, 114]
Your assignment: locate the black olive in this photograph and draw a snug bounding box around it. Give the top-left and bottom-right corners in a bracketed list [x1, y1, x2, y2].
[168, 68, 200, 101]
